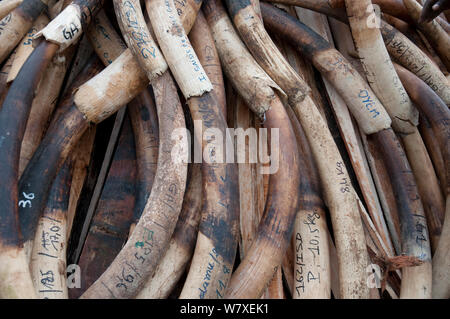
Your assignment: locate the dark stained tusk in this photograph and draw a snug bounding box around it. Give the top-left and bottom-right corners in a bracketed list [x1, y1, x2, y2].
[128, 89, 159, 240]
[0, 39, 58, 299]
[263, 0, 348, 21]
[403, 0, 450, 71]
[370, 128, 432, 298]
[204, 0, 302, 298]
[264, 0, 412, 23]
[394, 63, 449, 192]
[13, 0, 104, 263]
[400, 127, 445, 252]
[418, 115, 447, 196]
[420, 0, 450, 23]
[70, 115, 138, 299]
[393, 65, 446, 253]
[80, 70, 187, 299]
[16, 2, 78, 176]
[179, 11, 239, 299]
[224, 94, 300, 299]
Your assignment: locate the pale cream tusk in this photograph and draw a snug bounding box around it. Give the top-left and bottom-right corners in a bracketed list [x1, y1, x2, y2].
[345, 0, 418, 134]
[136, 165, 202, 299]
[0, 0, 22, 20]
[113, 0, 167, 81]
[73, 49, 149, 124]
[34, 3, 82, 51]
[205, 9, 282, 117]
[292, 95, 370, 299]
[229, 4, 310, 105]
[0, 4, 43, 64]
[328, 17, 403, 254]
[380, 20, 450, 106]
[0, 245, 37, 298]
[146, 0, 212, 98]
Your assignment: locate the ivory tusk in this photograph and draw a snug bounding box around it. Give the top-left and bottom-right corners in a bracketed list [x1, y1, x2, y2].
[146, 0, 212, 98]
[403, 0, 450, 70]
[261, 2, 432, 298]
[6, 14, 49, 83]
[294, 6, 395, 257]
[15, 0, 202, 291]
[270, 0, 450, 107]
[344, 0, 418, 134]
[394, 63, 449, 191]
[179, 11, 239, 299]
[418, 116, 446, 196]
[81, 70, 187, 299]
[0, 0, 48, 64]
[71, 115, 138, 299]
[0, 40, 58, 299]
[380, 20, 450, 107]
[204, 0, 301, 299]
[29, 159, 74, 299]
[233, 1, 370, 298]
[286, 105, 331, 299]
[113, 0, 167, 81]
[136, 164, 202, 299]
[0, 0, 23, 20]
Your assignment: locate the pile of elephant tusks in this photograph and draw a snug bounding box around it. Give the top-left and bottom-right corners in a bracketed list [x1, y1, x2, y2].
[0, 0, 448, 299]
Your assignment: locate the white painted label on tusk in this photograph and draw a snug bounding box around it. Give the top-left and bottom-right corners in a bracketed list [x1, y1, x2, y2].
[34, 4, 82, 51]
[148, 0, 212, 98]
